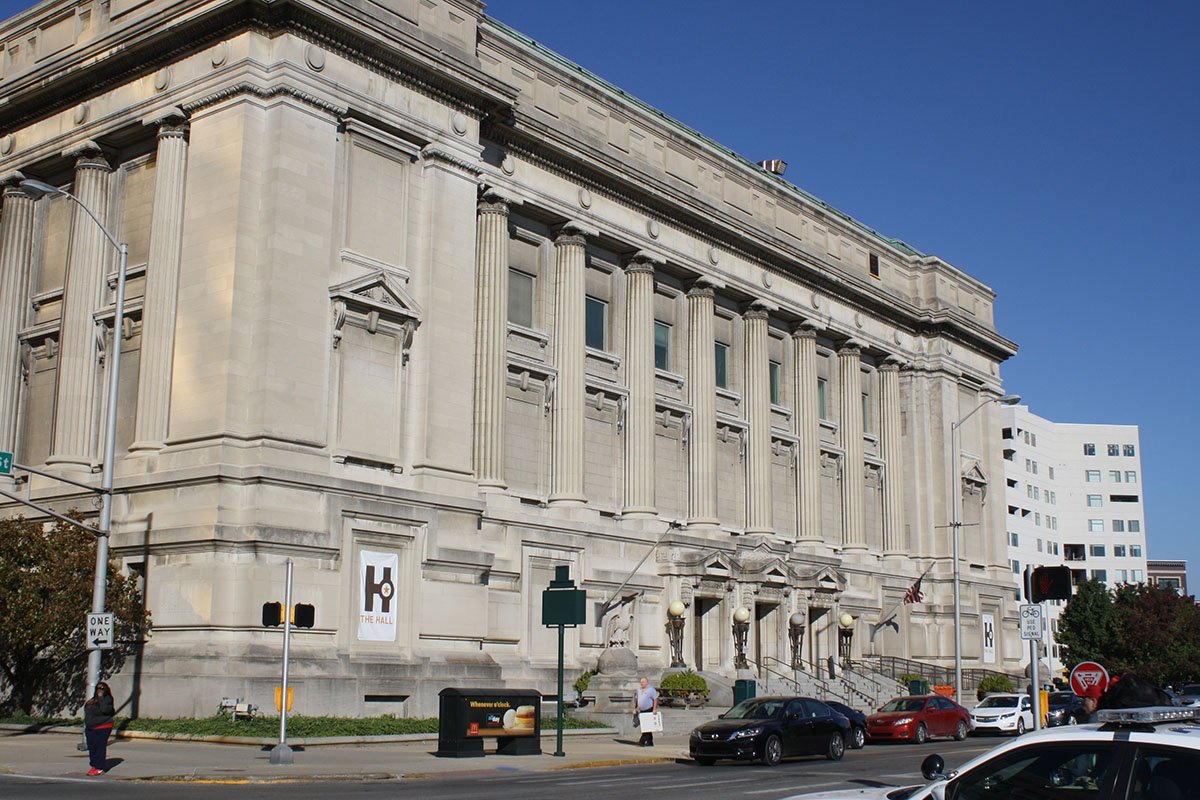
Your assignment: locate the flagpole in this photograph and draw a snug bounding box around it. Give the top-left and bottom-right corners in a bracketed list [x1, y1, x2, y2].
[871, 563, 933, 645]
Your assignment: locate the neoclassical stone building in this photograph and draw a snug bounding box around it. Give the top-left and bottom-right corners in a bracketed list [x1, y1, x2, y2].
[0, 0, 1020, 717]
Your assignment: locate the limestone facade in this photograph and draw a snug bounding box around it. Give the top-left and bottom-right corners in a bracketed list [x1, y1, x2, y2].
[0, 0, 1020, 717]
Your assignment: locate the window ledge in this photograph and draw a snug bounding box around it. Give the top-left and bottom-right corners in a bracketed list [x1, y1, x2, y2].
[655, 368, 685, 389]
[507, 322, 549, 348]
[819, 419, 838, 434]
[716, 387, 742, 405]
[585, 346, 621, 371]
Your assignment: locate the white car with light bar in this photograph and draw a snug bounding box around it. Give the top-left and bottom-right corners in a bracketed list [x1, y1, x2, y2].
[781, 705, 1200, 800]
[968, 692, 1034, 736]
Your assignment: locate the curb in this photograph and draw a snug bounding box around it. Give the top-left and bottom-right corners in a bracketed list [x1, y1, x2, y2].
[0, 724, 618, 747]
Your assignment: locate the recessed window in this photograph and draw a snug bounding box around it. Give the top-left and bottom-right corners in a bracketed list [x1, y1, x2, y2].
[1065, 544, 1086, 562]
[1083, 443, 1096, 456]
[1092, 569, 1108, 582]
[1112, 520, 1125, 532]
[1110, 495, 1139, 503]
[1036, 538, 1043, 552]
[1109, 470, 1122, 483]
[1107, 444, 1120, 456]
[585, 296, 607, 351]
[1011, 560, 1021, 575]
[1130, 545, 1143, 558]
[869, 252, 880, 277]
[714, 342, 729, 389]
[1090, 545, 1106, 557]
[1087, 494, 1103, 508]
[1114, 569, 1128, 582]
[1034, 512, 1041, 525]
[861, 392, 871, 429]
[1048, 466, 1055, 480]
[1002, 427, 1013, 440]
[508, 269, 534, 328]
[1114, 545, 1127, 557]
[1125, 471, 1137, 483]
[1031, 461, 1039, 475]
[1008, 531, 1019, 547]
[1085, 470, 1101, 482]
[1131, 569, 1144, 582]
[817, 378, 828, 420]
[1030, 433, 1037, 447]
[1123, 444, 1136, 457]
[654, 321, 671, 371]
[1088, 519, 1105, 532]
[1128, 519, 1141, 533]
[769, 361, 781, 405]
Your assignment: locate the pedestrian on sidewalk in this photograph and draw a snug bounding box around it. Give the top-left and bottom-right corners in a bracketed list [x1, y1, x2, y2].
[633, 676, 658, 747]
[84, 681, 116, 776]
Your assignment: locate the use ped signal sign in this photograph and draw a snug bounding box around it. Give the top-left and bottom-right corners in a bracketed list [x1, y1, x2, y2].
[1018, 604, 1044, 640]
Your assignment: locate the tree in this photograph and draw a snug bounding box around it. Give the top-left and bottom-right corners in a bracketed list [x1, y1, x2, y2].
[0, 514, 150, 716]
[1056, 578, 1116, 667]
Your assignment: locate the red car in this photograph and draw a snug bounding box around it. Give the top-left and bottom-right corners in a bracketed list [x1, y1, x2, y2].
[866, 695, 971, 744]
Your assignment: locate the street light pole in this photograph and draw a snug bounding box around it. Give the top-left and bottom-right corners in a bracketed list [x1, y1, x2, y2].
[949, 393, 1020, 705]
[18, 179, 128, 704]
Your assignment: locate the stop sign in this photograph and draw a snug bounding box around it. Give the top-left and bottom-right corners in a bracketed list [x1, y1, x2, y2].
[1070, 661, 1110, 697]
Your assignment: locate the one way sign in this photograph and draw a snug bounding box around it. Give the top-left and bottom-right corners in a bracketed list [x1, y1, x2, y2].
[86, 612, 114, 650]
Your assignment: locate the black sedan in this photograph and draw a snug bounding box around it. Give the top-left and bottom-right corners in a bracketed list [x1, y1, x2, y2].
[824, 700, 868, 749]
[1045, 691, 1083, 727]
[689, 696, 850, 766]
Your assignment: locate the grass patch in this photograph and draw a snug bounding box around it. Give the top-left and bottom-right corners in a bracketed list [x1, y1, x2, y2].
[0, 714, 609, 737]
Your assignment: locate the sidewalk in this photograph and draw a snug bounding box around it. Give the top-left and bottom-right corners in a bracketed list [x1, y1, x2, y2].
[0, 729, 689, 783]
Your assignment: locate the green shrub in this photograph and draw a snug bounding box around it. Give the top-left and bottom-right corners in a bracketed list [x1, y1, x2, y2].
[573, 670, 593, 695]
[660, 669, 708, 692]
[898, 673, 924, 686]
[978, 674, 1015, 694]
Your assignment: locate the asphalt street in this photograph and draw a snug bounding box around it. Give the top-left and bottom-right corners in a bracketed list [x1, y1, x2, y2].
[0, 738, 996, 799]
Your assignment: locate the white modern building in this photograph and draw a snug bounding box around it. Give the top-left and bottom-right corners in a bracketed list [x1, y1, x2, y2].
[999, 405, 1148, 675]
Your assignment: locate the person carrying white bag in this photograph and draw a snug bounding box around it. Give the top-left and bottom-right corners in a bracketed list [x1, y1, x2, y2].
[633, 676, 660, 746]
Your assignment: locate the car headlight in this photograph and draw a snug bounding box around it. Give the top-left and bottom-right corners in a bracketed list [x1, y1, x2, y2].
[690, 730, 701, 740]
[731, 726, 764, 739]
[893, 717, 913, 726]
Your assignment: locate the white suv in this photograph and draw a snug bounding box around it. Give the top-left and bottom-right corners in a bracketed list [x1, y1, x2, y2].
[784, 706, 1200, 800]
[970, 692, 1034, 736]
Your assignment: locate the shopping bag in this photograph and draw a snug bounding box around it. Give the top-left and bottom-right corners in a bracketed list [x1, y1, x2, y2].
[637, 711, 663, 733]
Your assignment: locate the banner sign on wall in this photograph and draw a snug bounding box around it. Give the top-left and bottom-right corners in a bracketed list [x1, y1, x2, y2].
[981, 613, 996, 663]
[358, 550, 398, 641]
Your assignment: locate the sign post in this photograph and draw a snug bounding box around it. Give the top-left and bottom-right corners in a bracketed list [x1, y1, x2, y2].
[1021, 566, 1048, 732]
[541, 565, 585, 758]
[269, 559, 295, 766]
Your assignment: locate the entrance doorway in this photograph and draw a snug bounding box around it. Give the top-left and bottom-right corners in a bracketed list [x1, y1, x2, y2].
[754, 602, 780, 676]
[694, 597, 723, 670]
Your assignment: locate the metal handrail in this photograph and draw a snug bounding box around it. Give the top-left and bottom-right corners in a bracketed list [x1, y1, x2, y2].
[864, 655, 1017, 693]
[755, 656, 852, 705]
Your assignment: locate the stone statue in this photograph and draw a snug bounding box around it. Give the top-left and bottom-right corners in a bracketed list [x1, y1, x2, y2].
[605, 608, 632, 648]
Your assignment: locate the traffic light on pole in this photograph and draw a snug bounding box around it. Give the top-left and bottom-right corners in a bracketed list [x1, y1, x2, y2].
[262, 601, 284, 627]
[1030, 566, 1073, 602]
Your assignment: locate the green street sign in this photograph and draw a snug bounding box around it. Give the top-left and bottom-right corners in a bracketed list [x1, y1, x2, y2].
[541, 565, 586, 627]
[0, 451, 11, 475]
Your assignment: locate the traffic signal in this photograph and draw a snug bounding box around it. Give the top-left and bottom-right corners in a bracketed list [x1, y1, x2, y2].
[262, 601, 284, 627]
[292, 603, 315, 629]
[1030, 566, 1072, 602]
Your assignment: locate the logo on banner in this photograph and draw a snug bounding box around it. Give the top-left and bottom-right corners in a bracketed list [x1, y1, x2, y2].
[981, 613, 996, 663]
[358, 550, 398, 641]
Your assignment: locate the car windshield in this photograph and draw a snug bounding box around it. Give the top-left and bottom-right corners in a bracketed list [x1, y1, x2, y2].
[1048, 693, 1075, 705]
[879, 698, 926, 713]
[1180, 684, 1200, 695]
[977, 696, 1019, 709]
[723, 699, 785, 720]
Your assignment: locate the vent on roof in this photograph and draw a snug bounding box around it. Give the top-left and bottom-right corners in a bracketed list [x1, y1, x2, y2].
[757, 159, 788, 176]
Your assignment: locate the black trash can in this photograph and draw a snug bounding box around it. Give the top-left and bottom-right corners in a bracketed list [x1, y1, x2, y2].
[734, 679, 757, 704]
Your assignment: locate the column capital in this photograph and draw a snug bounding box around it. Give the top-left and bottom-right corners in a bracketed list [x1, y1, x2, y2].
[686, 275, 723, 299]
[0, 171, 28, 198]
[144, 107, 189, 139]
[879, 360, 902, 373]
[743, 298, 777, 321]
[790, 318, 821, 338]
[838, 340, 865, 356]
[477, 193, 511, 216]
[479, 184, 522, 208]
[63, 140, 112, 171]
[623, 249, 665, 273]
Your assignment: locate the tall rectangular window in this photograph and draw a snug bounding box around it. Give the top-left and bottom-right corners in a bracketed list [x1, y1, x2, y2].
[1114, 569, 1128, 582]
[1048, 466, 1055, 480]
[1085, 470, 1101, 482]
[769, 361, 781, 405]
[1083, 443, 1096, 456]
[1089, 519, 1105, 532]
[1125, 471, 1137, 483]
[1109, 470, 1121, 482]
[817, 378, 828, 420]
[654, 321, 671, 371]
[508, 269, 534, 328]
[869, 252, 880, 277]
[1131, 569, 1143, 582]
[1107, 444, 1120, 456]
[1131, 545, 1143, 558]
[1112, 520, 1125, 532]
[1123, 444, 1136, 456]
[1031, 461, 1038, 475]
[714, 342, 729, 389]
[1114, 545, 1127, 557]
[1128, 520, 1141, 533]
[861, 392, 871, 430]
[585, 296, 607, 351]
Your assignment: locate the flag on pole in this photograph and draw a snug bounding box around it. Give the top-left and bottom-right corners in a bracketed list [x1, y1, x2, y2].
[903, 576, 924, 604]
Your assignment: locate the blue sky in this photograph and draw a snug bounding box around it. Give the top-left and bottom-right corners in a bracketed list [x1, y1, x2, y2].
[1, 2, 1196, 584]
[483, 0, 1199, 585]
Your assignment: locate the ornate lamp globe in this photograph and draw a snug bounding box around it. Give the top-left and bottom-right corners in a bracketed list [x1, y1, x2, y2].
[838, 612, 856, 630]
[733, 606, 751, 624]
[667, 600, 686, 618]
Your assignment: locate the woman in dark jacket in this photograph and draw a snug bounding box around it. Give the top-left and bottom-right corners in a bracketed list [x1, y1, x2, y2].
[83, 682, 115, 776]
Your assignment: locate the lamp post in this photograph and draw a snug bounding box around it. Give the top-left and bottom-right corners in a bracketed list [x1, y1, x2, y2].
[666, 600, 687, 668]
[788, 612, 806, 671]
[949, 393, 1020, 705]
[837, 613, 856, 667]
[18, 179, 128, 705]
[732, 606, 751, 670]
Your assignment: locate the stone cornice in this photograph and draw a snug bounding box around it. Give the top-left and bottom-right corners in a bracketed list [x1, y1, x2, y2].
[181, 81, 348, 119]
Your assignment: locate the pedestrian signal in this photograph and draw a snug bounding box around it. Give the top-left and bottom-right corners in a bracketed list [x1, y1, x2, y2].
[1030, 566, 1072, 602]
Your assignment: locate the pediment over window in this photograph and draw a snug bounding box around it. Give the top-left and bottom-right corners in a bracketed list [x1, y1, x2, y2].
[330, 270, 421, 350]
[797, 565, 845, 594]
[961, 458, 989, 500]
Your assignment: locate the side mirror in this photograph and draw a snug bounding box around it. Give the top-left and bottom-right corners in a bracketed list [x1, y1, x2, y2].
[922, 754, 947, 781]
[717, 713, 725, 719]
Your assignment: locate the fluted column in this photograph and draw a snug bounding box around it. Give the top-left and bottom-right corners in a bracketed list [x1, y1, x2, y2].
[880, 359, 905, 555]
[130, 115, 189, 454]
[48, 143, 113, 470]
[622, 253, 658, 517]
[549, 224, 587, 505]
[0, 173, 35, 455]
[791, 324, 822, 544]
[686, 280, 718, 527]
[743, 303, 773, 534]
[471, 191, 510, 489]
[837, 342, 866, 550]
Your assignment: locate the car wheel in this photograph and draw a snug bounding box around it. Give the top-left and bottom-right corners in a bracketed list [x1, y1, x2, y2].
[695, 757, 715, 766]
[850, 725, 866, 749]
[954, 720, 968, 741]
[826, 732, 845, 761]
[914, 723, 928, 745]
[1016, 718, 1026, 736]
[762, 734, 783, 767]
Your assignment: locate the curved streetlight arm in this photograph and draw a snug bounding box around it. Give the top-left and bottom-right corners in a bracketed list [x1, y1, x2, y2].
[19, 181, 123, 252]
